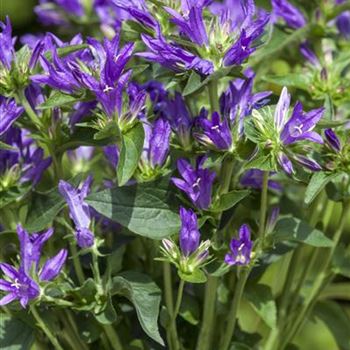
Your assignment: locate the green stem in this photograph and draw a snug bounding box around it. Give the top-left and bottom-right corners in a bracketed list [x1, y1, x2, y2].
[196, 275, 219, 350]
[30, 305, 64, 350]
[163, 262, 177, 350]
[69, 241, 85, 285]
[259, 171, 269, 240]
[279, 200, 350, 349]
[103, 324, 123, 350]
[220, 268, 250, 350]
[208, 80, 219, 113]
[64, 310, 89, 350]
[173, 279, 185, 321]
[16, 90, 42, 129]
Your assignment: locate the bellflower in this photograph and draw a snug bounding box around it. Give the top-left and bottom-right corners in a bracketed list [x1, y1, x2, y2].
[58, 176, 94, 248]
[251, 87, 324, 174]
[335, 0, 350, 39]
[138, 34, 214, 75]
[17, 225, 54, 274]
[142, 118, 172, 169]
[324, 129, 341, 152]
[172, 157, 216, 210]
[299, 42, 321, 67]
[0, 97, 23, 136]
[225, 224, 253, 266]
[165, 92, 193, 150]
[194, 111, 233, 151]
[0, 17, 15, 70]
[220, 69, 271, 136]
[162, 1, 269, 71]
[0, 224, 67, 308]
[271, 0, 306, 29]
[161, 207, 210, 274]
[179, 207, 200, 256]
[0, 127, 52, 188]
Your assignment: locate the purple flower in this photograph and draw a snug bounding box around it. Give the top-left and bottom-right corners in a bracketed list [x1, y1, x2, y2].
[179, 207, 200, 256]
[0, 264, 40, 308]
[0, 97, 23, 136]
[335, 0, 350, 39]
[275, 87, 324, 173]
[0, 127, 51, 186]
[39, 249, 68, 281]
[194, 111, 232, 150]
[225, 224, 253, 266]
[104, 145, 119, 168]
[165, 92, 193, 149]
[172, 157, 216, 210]
[58, 176, 94, 248]
[138, 34, 214, 75]
[324, 129, 341, 152]
[240, 169, 282, 191]
[0, 17, 15, 70]
[299, 42, 320, 67]
[220, 68, 271, 136]
[142, 118, 172, 168]
[271, 0, 306, 29]
[17, 225, 54, 274]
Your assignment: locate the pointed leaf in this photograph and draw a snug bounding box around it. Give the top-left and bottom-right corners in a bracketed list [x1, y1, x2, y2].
[110, 271, 164, 345]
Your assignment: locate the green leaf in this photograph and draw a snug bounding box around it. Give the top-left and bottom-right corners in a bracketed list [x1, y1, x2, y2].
[67, 279, 97, 311]
[179, 295, 200, 325]
[24, 189, 66, 232]
[245, 284, 277, 329]
[305, 172, 342, 205]
[183, 71, 202, 96]
[110, 271, 164, 345]
[313, 301, 350, 350]
[94, 297, 117, 325]
[38, 91, 81, 109]
[263, 74, 310, 90]
[93, 121, 121, 141]
[86, 177, 180, 239]
[117, 123, 144, 186]
[0, 315, 34, 350]
[332, 244, 350, 278]
[272, 217, 333, 247]
[244, 153, 275, 172]
[0, 185, 31, 209]
[178, 269, 207, 283]
[210, 190, 250, 212]
[320, 283, 350, 300]
[0, 141, 16, 151]
[25, 176, 83, 232]
[44, 44, 89, 60]
[183, 65, 243, 96]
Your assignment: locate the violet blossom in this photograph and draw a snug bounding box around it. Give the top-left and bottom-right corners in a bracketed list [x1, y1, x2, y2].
[225, 224, 253, 266]
[271, 0, 306, 29]
[0, 97, 23, 136]
[58, 176, 95, 248]
[172, 157, 216, 210]
[179, 207, 200, 256]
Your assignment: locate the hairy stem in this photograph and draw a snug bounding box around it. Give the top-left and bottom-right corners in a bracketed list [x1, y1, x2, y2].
[31, 305, 64, 350]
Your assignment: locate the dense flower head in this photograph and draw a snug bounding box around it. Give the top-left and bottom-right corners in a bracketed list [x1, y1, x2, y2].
[58, 176, 95, 248]
[251, 86, 324, 174]
[220, 68, 271, 136]
[0, 127, 52, 189]
[0, 225, 67, 308]
[225, 224, 253, 266]
[172, 157, 216, 210]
